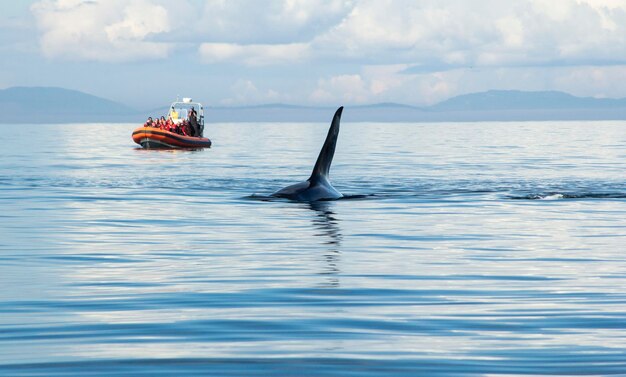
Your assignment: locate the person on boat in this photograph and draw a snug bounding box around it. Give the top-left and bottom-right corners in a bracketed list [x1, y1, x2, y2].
[144, 117, 153, 127]
[181, 120, 190, 136]
[165, 117, 173, 132]
[159, 116, 167, 130]
[188, 107, 198, 137]
[170, 107, 179, 121]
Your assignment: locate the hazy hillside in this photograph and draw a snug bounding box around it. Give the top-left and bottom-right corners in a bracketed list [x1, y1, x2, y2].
[431, 90, 626, 111]
[0, 87, 136, 123]
[423, 90, 626, 121]
[2, 87, 626, 123]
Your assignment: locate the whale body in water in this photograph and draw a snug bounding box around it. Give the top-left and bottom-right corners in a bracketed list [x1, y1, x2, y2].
[271, 106, 344, 201]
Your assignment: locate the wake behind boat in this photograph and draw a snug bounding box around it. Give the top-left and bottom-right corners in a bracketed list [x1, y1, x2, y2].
[132, 98, 212, 149]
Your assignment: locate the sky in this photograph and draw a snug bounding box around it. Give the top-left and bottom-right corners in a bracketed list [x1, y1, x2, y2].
[2, 0, 626, 110]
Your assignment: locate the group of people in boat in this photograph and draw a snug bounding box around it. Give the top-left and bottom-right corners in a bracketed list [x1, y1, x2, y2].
[144, 107, 200, 137]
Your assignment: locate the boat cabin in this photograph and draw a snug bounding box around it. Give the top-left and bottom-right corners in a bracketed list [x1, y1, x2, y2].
[168, 98, 205, 137]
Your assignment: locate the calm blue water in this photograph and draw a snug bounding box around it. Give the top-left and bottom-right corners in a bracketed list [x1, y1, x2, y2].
[1, 120, 626, 376]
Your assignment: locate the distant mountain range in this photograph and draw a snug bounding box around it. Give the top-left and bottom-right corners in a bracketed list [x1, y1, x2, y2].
[0, 87, 136, 123]
[1, 86, 626, 123]
[432, 90, 626, 111]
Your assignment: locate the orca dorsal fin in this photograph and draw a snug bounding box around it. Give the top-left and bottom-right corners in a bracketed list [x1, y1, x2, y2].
[310, 106, 343, 183]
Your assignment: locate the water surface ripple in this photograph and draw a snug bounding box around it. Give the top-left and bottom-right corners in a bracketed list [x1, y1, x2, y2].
[1, 121, 626, 376]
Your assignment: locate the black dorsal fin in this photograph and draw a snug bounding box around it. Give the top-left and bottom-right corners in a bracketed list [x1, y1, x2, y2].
[309, 106, 343, 182]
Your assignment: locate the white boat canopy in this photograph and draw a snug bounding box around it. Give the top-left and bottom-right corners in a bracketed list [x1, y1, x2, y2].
[168, 98, 204, 127]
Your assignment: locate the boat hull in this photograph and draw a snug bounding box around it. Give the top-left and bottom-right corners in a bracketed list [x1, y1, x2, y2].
[132, 127, 212, 149]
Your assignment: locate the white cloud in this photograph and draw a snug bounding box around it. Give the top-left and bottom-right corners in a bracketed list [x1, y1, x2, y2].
[552, 65, 626, 98]
[308, 63, 626, 106]
[199, 43, 309, 66]
[194, 0, 352, 65]
[104, 2, 169, 42]
[363, 64, 410, 95]
[220, 79, 282, 105]
[31, 0, 626, 68]
[298, 0, 626, 104]
[31, 0, 177, 62]
[313, 0, 626, 67]
[531, 1, 573, 22]
[495, 16, 524, 48]
[197, 0, 354, 44]
[309, 65, 464, 106]
[310, 74, 369, 104]
[24, 0, 626, 104]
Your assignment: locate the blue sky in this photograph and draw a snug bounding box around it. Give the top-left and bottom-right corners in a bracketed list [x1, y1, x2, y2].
[2, 0, 626, 109]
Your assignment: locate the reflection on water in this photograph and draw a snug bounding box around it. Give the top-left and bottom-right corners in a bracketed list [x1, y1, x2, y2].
[1, 121, 626, 375]
[308, 201, 342, 288]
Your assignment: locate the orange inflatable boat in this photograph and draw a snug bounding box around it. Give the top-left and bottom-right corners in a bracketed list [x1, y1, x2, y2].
[132, 98, 212, 149]
[132, 126, 212, 149]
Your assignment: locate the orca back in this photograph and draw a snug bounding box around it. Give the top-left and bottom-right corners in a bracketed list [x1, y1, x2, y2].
[271, 106, 344, 201]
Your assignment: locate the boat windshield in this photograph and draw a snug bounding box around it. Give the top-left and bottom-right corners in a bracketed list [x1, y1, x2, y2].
[168, 101, 203, 125]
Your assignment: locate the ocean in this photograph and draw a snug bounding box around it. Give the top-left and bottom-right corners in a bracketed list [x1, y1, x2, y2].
[1, 120, 626, 376]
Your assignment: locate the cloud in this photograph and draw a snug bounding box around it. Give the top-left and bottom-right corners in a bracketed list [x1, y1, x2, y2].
[220, 79, 281, 105]
[194, 0, 352, 65]
[300, 0, 626, 104]
[197, 0, 354, 44]
[310, 64, 423, 103]
[551, 65, 626, 98]
[310, 74, 369, 104]
[199, 43, 310, 66]
[314, 0, 626, 67]
[24, 0, 626, 105]
[309, 65, 461, 106]
[31, 0, 178, 62]
[309, 63, 626, 106]
[31, 0, 626, 68]
[190, 0, 626, 71]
